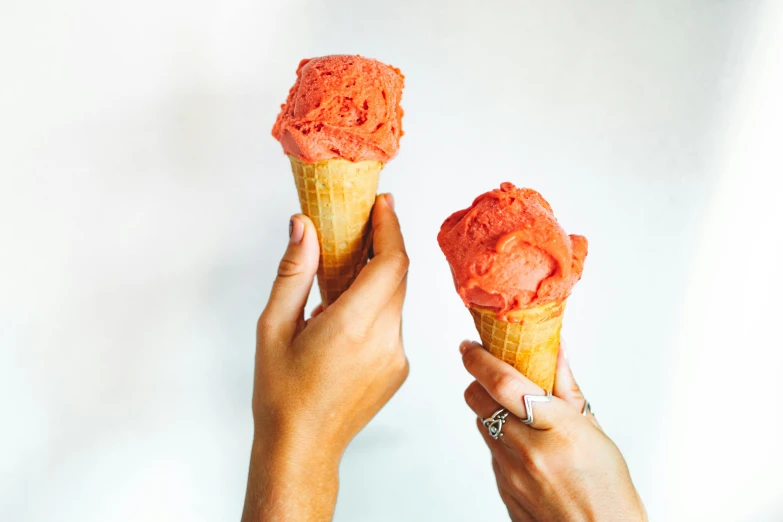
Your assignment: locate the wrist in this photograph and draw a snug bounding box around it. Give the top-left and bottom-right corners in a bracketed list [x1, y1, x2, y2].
[254, 429, 343, 476]
[256, 415, 347, 463]
[242, 431, 342, 522]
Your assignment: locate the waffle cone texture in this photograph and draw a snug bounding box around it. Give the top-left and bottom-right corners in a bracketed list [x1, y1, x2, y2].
[289, 156, 382, 306]
[469, 300, 565, 392]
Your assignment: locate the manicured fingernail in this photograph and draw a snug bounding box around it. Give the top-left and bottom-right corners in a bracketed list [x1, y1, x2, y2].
[384, 193, 395, 210]
[560, 342, 569, 362]
[289, 216, 304, 244]
[460, 340, 471, 354]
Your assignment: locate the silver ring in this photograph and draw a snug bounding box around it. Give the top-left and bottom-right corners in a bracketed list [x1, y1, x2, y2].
[521, 391, 553, 425]
[482, 408, 510, 440]
[582, 400, 592, 417]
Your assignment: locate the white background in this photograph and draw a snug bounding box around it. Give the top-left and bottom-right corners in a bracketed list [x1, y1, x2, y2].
[2, 1, 782, 521]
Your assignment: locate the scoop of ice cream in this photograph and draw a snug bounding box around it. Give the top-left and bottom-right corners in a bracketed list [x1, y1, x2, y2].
[438, 183, 588, 316]
[272, 55, 404, 163]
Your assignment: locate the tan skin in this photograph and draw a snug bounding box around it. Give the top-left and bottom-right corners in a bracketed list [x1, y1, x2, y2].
[242, 194, 409, 522]
[243, 193, 646, 521]
[461, 341, 647, 521]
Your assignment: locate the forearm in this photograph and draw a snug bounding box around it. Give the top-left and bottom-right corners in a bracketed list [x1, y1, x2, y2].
[242, 435, 341, 522]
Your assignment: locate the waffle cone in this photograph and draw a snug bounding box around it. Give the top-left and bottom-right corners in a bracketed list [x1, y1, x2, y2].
[469, 300, 565, 392]
[289, 156, 382, 306]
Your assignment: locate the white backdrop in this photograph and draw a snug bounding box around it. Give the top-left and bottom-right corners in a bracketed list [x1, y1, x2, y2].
[2, 1, 782, 521]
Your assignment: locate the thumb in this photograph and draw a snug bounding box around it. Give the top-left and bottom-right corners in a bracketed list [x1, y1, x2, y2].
[259, 214, 319, 342]
[553, 341, 587, 413]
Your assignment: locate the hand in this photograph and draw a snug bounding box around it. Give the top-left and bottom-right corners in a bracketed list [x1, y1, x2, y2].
[242, 194, 409, 522]
[462, 341, 647, 522]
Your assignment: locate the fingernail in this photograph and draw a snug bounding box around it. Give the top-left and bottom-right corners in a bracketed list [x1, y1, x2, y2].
[384, 193, 395, 210]
[459, 340, 471, 354]
[289, 216, 304, 244]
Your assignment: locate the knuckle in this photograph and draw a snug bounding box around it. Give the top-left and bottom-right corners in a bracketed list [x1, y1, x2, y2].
[396, 354, 410, 377]
[345, 324, 368, 345]
[489, 373, 519, 403]
[379, 251, 410, 275]
[555, 423, 582, 453]
[331, 312, 367, 344]
[519, 447, 548, 477]
[462, 344, 484, 369]
[506, 468, 527, 495]
[276, 257, 302, 279]
[463, 383, 483, 409]
[393, 355, 410, 383]
[256, 310, 275, 337]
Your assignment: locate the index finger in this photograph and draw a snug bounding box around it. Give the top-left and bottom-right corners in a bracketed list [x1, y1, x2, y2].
[461, 341, 575, 431]
[331, 193, 409, 328]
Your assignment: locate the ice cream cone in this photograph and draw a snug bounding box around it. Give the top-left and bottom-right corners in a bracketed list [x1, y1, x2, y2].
[289, 155, 382, 306]
[469, 300, 566, 392]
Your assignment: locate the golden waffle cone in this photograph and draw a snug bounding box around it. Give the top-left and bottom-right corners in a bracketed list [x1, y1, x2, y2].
[469, 300, 566, 392]
[289, 156, 382, 306]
